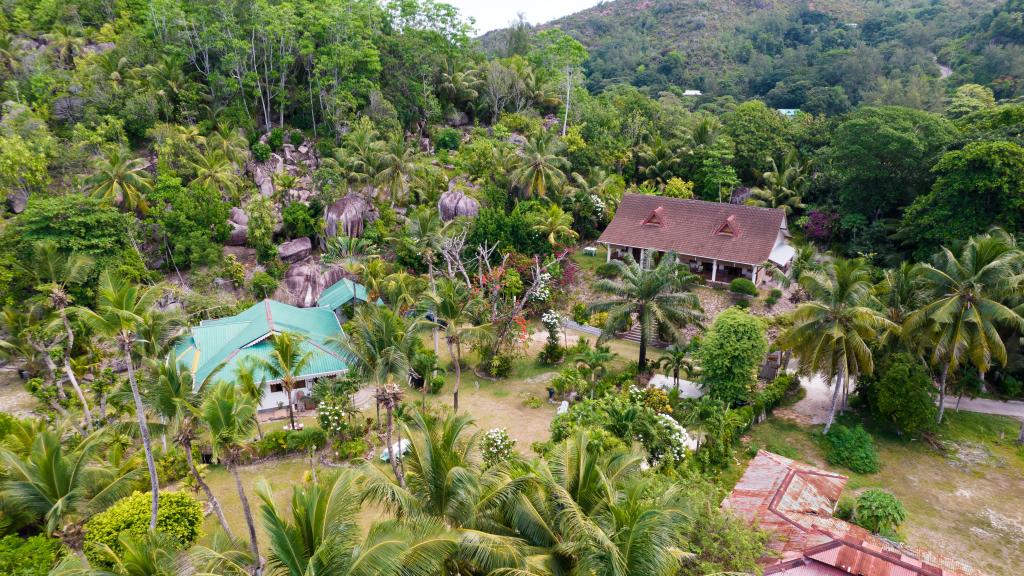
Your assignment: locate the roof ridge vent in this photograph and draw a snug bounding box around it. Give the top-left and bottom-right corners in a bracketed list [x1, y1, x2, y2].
[642, 206, 665, 227]
[716, 214, 740, 237]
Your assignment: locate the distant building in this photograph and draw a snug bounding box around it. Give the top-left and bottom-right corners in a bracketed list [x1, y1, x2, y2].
[596, 194, 794, 286]
[683, 89, 703, 96]
[777, 108, 801, 117]
[723, 451, 988, 576]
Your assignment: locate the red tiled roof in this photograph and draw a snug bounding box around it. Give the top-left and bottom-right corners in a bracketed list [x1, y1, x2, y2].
[597, 194, 786, 265]
[722, 451, 988, 576]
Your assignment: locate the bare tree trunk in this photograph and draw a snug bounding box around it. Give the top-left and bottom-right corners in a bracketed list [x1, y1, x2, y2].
[60, 312, 92, 429]
[937, 365, 949, 423]
[184, 437, 234, 539]
[125, 348, 160, 531]
[823, 372, 843, 434]
[384, 387, 406, 488]
[452, 340, 462, 413]
[230, 460, 261, 576]
[285, 382, 296, 430]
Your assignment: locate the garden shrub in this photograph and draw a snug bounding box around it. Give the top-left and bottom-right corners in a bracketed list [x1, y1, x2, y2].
[823, 425, 880, 474]
[729, 278, 758, 296]
[735, 298, 750, 309]
[752, 373, 800, 415]
[289, 130, 304, 146]
[251, 141, 271, 162]
[488, 353, 514, 378]
[571, 302, 589, 324]
[267, 128, 284, 150]
[0, 535, 60, 576]
[84, 491, 202, 568]
[834, 497, 855, 521]
[854, 490, 906, 536]
[434, 127, 461, 151]
[335, 439, 369, 460]
[282, 202, 315, 239]
[256, 427, 326, 457]
[867, 353, 936, 436]
[698, 308, 768, 405]
[249, 271, 279, 299]
[482, 428, 517, 467]
[588, 311, 609, 328]
[765, 288, 782, 307]
[595, 262, 619, 278]
[428, 374, 445, 394]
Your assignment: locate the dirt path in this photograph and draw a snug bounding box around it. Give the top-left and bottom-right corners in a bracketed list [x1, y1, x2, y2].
[784, 368, 1024, 425]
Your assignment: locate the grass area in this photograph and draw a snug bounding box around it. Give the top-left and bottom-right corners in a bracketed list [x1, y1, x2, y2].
[741, 411, 1024, 576]
[570, 242, 608, 276]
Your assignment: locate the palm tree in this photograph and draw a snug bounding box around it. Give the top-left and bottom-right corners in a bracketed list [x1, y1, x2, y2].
[75, 271, 163, 529]
[657, 343, 698, 392]
[257, 470, 456, 576]
[328, 306, 424, 486]
[530, 203, 578, 247]
[375, 138, 419, 207]
[43, 25, 85, 68]
[208, 124, 250, 167]
[23, 240, 95, 429]
[236, 357, 266, 440]
[190, 149, 242, 199]
[430, 278, 488, 413]
[202, 380, 261, 575]
[747, 149, 810, 215]
[573, 341, 617, 387]
[764, 243, 820, 289]
[86, 147, 152, 214]
[777, 258, 895, 432]
[511, 134, 569, 199]
[382, 271, 426, 314]
[0, 431, 141, 555]
[904, 230, 1024, 422]
[874, 262, 927, 346]
[145, 355, 234, 538]
[0, 33, 22, 74]
[272, 172, 299, 204]
[361, 410, 528, 574]
[253, 332, 313, 431]
[590, 253, 703, 374]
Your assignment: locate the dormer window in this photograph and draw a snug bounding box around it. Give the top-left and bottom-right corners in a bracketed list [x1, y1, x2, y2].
[716, 214, 740, 237]
[642, 206, 665, 227]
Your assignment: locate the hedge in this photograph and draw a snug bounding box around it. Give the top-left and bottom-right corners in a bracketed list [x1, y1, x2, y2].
[255, 426, 327, 458]
[0, 535, 60, 576]
[83, 491, 203, 568]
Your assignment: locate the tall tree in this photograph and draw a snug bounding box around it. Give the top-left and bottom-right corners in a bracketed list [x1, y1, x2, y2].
[430, 278, 487, 413]
[777, 258, 894, 432]
[75, 272, 163, 529]
[23, 240, 95, 429]
[904, 230, 1024, 422]
[511, 134, 569, 199]
[85, 147, 152, 214]
[202, 380, 262, 575]
[254, 332, 314, 431]
[328, 306, 425, 485]
[145, 355, 234, 538]
[590, 253, 702, 373]
[375, 138, 419, 207]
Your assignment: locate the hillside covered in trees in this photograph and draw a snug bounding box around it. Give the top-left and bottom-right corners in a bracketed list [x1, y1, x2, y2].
[1, 0, 1024, 575]
[483, 0, 1024, 109]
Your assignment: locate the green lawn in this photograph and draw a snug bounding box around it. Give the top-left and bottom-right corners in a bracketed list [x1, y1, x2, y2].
[741, 411, 1024, 576]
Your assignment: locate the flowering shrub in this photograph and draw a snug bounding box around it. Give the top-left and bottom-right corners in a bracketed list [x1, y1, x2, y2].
[803, 210, 838, 241]
[656, 413, 694, 463]
[482, 428, 517, 467]
[318, 397, 349, 438]
[532, 272, 552, 301]
[541, 309, 561, 331]
[539, 310, 564, 364]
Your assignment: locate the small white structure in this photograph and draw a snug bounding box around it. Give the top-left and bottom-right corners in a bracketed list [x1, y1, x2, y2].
[379, 439, 411, 462]
[556, 400, 570, 415]
[683, 89, 703, 96]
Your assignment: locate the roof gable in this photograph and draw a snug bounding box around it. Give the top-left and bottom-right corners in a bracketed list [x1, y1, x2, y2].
[597, 194, 786, 265]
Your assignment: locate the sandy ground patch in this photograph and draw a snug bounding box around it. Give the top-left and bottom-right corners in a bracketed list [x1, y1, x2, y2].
[0, 368, 38, 417]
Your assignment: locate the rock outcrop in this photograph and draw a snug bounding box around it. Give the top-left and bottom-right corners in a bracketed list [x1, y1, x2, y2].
[226, 207, 249, 246]
[438, 178, 480, 221]
[325, 193, 378, 238]
[278, 237, 312, 263]
[275, 258, 350, 308]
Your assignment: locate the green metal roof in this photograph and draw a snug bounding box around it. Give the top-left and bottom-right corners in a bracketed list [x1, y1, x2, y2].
[179, 300, 348, 387]
[317, 278, 379, 310]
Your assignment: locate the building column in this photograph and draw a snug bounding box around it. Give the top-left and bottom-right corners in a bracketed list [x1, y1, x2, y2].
[605, 243, 611, 262]
[752, 265, 760, 285]
[711, 259, 718, 283]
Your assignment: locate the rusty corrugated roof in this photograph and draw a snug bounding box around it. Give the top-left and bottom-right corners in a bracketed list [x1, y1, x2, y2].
[722, 451, 988, 576]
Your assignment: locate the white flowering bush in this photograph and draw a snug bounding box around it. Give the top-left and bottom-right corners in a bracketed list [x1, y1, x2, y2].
[317, 398, 348, 438]
[590, 194, 606, 216]
[657, 413, 695, 462]
[482, 428, 517, 467]
[532, 272, 552, 302]
[541, 309, 561, 331]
